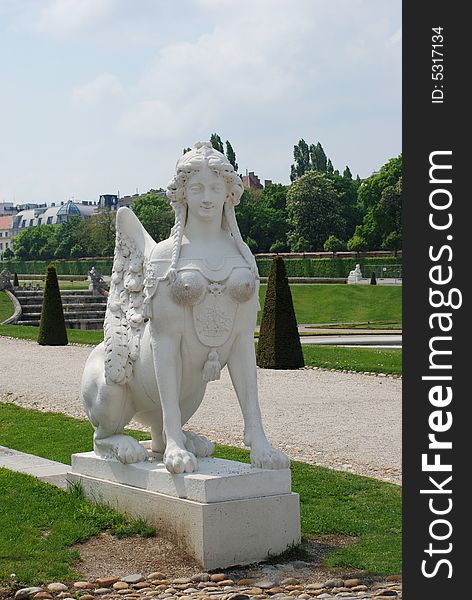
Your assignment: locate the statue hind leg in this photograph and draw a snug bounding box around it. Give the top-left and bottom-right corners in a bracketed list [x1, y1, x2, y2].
[81, 346, 148, 464]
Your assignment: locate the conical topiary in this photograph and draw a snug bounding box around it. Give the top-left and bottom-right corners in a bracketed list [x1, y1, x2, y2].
[13, 272, 19, 287]
[38, 264, 68, 346]
[257, 256, 304, 369]
[370, 271, 377, 285]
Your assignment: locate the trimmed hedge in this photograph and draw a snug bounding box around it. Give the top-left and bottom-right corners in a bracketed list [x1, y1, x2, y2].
[37, 265, 68, 346]
[0, 259, 114, 276]
[255, 256, 402, 278]
[0, 256, 402, 278]
[257, 257, 304, 369]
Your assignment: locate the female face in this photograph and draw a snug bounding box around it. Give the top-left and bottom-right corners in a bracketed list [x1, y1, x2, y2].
[185, 166, 227, 222]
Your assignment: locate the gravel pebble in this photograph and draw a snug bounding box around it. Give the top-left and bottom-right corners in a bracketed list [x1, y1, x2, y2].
[46, 584, 68, 593]
[14, 576, 402, 600]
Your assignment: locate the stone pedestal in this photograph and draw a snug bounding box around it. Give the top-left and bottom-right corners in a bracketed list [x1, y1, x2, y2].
[67, 445, 301, 569]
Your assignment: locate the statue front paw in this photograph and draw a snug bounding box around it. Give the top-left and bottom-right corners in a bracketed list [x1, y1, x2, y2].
[184, 430, 215, 457]
[164, 445, 198, 474]
[250, 443, 290, 470]
[95, 434, 149, 464]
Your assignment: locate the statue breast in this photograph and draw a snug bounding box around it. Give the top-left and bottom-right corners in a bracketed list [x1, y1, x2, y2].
[171, 270, 206, 305]
[168, 257, 256, 308]
[226, 267, 256, 303]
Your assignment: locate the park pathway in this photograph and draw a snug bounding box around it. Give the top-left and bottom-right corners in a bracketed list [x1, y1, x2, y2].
[0, 337, 401, 484]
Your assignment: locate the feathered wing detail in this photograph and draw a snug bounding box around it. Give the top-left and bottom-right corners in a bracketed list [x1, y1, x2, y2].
[104, 208, 155, 385]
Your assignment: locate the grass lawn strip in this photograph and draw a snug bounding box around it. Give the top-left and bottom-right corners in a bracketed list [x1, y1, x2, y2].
[2, 283, 402, 328]
[0, 326, 402, 375]
[259, 284, 402, 326]
[0, 403, 402, 579]
[302, 345, 402, 375]
[0, 291, 14, 322]
[0, 324, 104, 345]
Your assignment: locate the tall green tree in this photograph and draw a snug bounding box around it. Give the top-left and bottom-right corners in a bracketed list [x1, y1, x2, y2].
[88, 211, 116, 256]
[132, 190, 174, 243]
[290, 139, 311, 181]
[358, 155, 402, 210]
[210, 133, 224, 154]
[310, 142, 328, 172]
[326, 171, 361, 242]
[343, 166, 352, 179]
[235, 184, 290, 253]
[286, 171, 347, 251]
[54, 217, 93, 259]
[225, 141, 238, 171]
[348, 156, 403, 251]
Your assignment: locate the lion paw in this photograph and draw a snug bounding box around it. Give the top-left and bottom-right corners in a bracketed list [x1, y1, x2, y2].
[250, 443, 290, 470]
[95, 434, 148, 464]
[164, 445, 198, 474]
[184, 430, 215, 457]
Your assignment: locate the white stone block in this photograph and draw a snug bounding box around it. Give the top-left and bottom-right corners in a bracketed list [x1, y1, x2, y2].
[71, 450, 291, 503]
[67, 454, 301, 569]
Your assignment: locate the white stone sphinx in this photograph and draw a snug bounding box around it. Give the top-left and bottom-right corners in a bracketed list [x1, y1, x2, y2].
[81, 142, 289, 475]
[347, 263, 363, 284]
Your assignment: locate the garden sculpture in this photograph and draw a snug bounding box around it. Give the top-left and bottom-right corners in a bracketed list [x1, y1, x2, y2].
[88, 266, 108, 296]
[347, 263, 363, 284]
[81, 142, 290, 474]
[0, 269, 13, 292]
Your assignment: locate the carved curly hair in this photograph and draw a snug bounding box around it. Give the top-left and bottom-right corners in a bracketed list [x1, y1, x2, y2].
[165, 141, 257, 280]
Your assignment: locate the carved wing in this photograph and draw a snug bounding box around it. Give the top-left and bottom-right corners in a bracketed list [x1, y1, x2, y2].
[104, 207, 156, 385]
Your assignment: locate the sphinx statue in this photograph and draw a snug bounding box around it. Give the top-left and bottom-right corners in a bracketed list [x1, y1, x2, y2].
[81, 142, 289, 474]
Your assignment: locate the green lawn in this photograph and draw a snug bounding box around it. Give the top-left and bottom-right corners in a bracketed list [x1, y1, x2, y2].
[0, 469, 154, 586]
[259, 284, 402, 326]
[0, 290, 14, 322]
[2, 284, 402, 328]
[302, 346, 402, 375]
[0, 403, 402, 581]
[0, 323, 104, 345]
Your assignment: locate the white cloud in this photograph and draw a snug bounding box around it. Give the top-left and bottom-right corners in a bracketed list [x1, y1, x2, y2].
[71, 73, 123, 108]
[35, 0, 113, 35]
[1, 0, 401, 203]
[118, 2, 311, 142]
[387, 28, 402, 47]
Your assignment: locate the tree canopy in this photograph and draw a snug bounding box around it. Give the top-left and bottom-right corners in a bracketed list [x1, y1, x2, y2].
[4, 146, 403, 262]
[347, 156, 402, 252]
[286, 171, 347, 251]
[236, 184, 290, 253]
[131, 189, 174, 243]
[290, 139, 355, 185]
[208, 133, 238, 171]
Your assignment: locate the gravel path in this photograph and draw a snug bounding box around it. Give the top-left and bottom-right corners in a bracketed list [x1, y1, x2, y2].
[0, 337, 401, 484]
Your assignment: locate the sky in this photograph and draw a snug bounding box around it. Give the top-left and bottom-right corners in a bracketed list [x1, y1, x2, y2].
[0, 0, 401, 206]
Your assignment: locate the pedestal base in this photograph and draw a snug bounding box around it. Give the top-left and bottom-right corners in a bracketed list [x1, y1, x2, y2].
[68, 450, 301, 569]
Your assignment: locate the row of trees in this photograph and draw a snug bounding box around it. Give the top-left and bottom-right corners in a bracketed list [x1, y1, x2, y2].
[5, 211, 116, 260]
[3, 137, 402, 260]
[234, 142, 401, 254]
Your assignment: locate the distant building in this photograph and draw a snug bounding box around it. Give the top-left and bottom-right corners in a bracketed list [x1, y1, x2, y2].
[241, 171, 263, 190]
[98, 194, 119, 210]
[0, 215, 13, 258]
[12, 200, 96, 234]
[241, 172, 273, 191]
[0, 202, 17, 217]
[98, 193, 161, 211]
